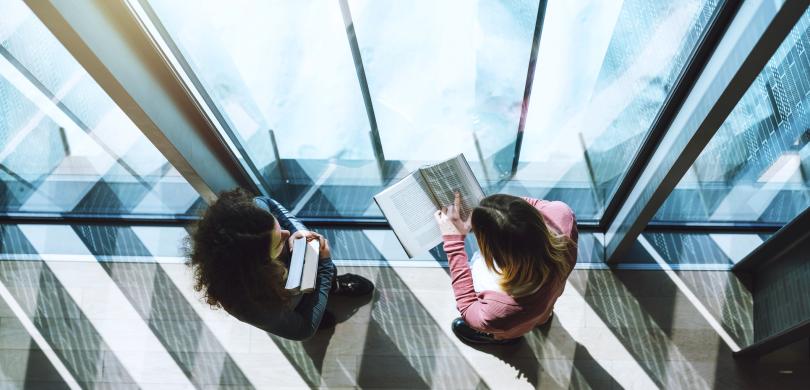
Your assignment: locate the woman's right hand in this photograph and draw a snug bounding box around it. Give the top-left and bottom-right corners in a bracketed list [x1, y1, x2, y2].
[309, 232, 331, 260]
[288, 230, 331, 260]
[434, 192, 472, 236]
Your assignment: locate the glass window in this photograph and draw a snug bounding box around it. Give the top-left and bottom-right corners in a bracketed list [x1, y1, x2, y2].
[0, 0, 201, 217]
[349, 0, 539, 182]
[146, 0, 383, 216]
[147, 0, 541, 217]
[144, 0, 723, 222]
[516, 0, 722, 221]
[654, 10, 810, 224]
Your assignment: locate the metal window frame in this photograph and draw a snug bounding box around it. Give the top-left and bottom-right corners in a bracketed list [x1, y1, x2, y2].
[23, 0, 261, 203]
[130, 0, 276, 195]
[13, 0, 809, 262]
[604, 0, 809, 262]
[339, 0, 386, 172]
[509, 0, 549, 179]
[598, 0, 740, 230]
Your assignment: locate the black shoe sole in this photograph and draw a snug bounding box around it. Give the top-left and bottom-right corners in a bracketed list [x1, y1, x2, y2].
[451, 325, 521, 345]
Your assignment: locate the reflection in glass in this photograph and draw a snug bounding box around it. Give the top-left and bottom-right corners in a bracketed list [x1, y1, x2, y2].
[0, 0, 201, 217]
[147, 0, 388, 216]
[349, 0, 539, 181]
[655, 10, 810, 224]
[518, 0, 721, 220]
[143, 0, 727, 221]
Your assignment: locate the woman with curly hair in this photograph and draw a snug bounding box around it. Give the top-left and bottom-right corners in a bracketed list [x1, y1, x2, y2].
[434, 193, 578, 344]
[186, 188, 374, 340]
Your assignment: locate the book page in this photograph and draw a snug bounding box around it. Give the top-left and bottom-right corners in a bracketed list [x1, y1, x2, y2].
[420, 154, 485, 221]
[374, 173, 442, 257]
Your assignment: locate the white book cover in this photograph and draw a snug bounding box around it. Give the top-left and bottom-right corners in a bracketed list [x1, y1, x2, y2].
[299, 240, 320, 293]
[284, 237, 307, 292]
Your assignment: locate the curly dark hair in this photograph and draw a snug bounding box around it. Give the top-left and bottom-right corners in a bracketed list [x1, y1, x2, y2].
[186, 188, 291, 310]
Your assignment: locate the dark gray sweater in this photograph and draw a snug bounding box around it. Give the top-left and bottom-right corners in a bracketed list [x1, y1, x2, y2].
[222, 196, 336, 340]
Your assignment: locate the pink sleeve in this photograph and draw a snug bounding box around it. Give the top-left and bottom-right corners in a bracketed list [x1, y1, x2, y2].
[442, 234, 492, 331]
[521, 196, 546, 207]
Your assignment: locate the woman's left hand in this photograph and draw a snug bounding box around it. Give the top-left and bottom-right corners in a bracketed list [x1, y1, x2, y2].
[434, 192, 472, 236]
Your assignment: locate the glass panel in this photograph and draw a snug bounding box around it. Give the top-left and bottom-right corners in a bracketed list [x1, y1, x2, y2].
[146, 0, 386, 217]
[146, 0, 724, 221]
[0, 0, 201, 217]
[349, 0, 539, 183]
[516, 0, 722, 221]
[654, 10, 810, 224]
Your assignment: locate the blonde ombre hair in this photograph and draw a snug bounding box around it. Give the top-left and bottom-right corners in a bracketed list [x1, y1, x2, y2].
[471, 194, 574, 297]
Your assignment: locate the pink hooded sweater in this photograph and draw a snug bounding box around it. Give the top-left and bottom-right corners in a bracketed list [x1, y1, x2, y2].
[442, 197, 578, 340]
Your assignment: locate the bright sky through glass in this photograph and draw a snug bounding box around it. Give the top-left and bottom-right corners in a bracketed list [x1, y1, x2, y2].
[147, 0, 721, 220]
[0, 0, 200, 216]
[149, 0, 373, 162]
[518, 0, 719, 218]
[349, 0, 537, 175]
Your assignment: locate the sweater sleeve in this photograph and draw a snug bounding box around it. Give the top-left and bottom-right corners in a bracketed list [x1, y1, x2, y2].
[254, 196, 307, 233]
[442, 234, 492, 332]
[262, 259, 336, 341]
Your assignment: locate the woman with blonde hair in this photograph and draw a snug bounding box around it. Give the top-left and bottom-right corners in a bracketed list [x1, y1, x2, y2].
[434, 193, 578, 344]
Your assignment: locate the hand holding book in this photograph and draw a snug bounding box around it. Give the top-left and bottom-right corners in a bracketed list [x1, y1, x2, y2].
[287, 231, 331, 261]
[285, 230, 330, 294]
[434, 192, 472, 236]
[374, 154, 484, 257]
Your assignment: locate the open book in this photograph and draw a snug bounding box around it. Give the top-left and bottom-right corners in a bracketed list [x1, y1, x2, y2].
[374, 154, 485, 257]
[284, 237, 320, 293]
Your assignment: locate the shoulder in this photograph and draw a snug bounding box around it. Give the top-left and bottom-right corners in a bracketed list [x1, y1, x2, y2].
[253, 196, 271, 211]
[540, 200, 575, 218]
[537, 201, 577, 238]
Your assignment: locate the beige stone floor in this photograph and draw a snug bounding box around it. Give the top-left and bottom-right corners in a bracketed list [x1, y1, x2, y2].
[0, 260, 807, 389]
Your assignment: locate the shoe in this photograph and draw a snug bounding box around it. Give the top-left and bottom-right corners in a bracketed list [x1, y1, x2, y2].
[318, 310, 336, 330]
[331, 273, 374, 297]
[451, 317, 520, 345]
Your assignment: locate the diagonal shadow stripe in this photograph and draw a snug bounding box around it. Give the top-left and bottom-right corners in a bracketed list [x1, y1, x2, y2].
[0, 224, 36, 255]
[0, 288, 71, 388]
[71, 224, 254, 388]
[0, 260, 136, 388]
[366, 267, 488, 389]
[470, 321, 623, 389]
[267, 266, 489, 389]
[357, 319, 430, 389]
[570, 269, 714, 389]
[643, 231, 732, 266]
[101, 261, 253, 388]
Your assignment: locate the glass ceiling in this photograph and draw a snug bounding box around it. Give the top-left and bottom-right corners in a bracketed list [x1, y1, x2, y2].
[144, 0, 723, 222]
[0, 0, 202, 218]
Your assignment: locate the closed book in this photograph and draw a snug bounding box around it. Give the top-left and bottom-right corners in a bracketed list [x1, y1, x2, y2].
[284, 237, 307, 292]
[299, 240, 320, 293]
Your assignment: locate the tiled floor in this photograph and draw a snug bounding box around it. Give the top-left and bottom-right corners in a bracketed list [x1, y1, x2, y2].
[0, 259, 807, 389]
